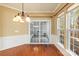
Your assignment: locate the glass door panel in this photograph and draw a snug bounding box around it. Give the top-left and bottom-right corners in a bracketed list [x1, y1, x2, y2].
[40, 21, 49, 43]
[30, 21, 40, 43]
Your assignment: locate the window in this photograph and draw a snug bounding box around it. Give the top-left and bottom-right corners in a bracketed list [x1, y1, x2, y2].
[57, 4, 79, 56]
[67, 6, 79, 55]
[57, 12, 65, 46]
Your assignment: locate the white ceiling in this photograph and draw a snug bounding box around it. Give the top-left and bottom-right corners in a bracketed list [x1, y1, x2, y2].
[0, 3, 61, 13]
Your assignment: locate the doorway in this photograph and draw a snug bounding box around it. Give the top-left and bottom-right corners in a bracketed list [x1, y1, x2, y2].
[30, 20, 51, 44]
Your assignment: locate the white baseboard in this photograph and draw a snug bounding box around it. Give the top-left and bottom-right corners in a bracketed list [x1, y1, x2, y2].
[0, 35, 30, 51]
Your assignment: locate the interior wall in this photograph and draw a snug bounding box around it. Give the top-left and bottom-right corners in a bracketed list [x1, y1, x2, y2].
[0, 6, 56, 37]
[0, 6, 55, 50]
[0, 4, 65, 51]
[51, 17, 57, 35]
[0, 6, 28, 37]
[0, 6, 30, 50]
[0, 6, 2, 37]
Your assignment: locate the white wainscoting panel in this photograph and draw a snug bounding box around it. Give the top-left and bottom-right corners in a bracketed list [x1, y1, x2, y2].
[0, 35, 30, 51]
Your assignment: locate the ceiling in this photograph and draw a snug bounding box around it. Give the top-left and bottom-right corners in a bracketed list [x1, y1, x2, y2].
[0, 3, 61, 13]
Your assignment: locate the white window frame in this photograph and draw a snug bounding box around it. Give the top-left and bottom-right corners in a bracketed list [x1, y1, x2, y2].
[57, 12, 65, 47]
[67, 4, 79, 56]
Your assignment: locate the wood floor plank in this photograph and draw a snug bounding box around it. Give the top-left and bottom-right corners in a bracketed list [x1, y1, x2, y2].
[0, 44, 63, 56]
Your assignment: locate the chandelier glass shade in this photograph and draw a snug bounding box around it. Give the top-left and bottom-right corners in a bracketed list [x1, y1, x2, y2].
[13, 3, 31, 23]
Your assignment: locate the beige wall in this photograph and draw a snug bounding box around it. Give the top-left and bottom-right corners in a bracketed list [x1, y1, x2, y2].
[51, 17, 57, 35]
[0, 6, 28, 37]
[0, 6, 56, 37]
[0, 7, 2, 36]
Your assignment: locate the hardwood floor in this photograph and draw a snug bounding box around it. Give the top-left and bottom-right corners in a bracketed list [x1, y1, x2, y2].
[0, 44, 63, 56]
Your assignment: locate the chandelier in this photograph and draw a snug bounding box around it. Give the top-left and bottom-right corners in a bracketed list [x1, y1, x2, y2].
[13, 3, 31, 23]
